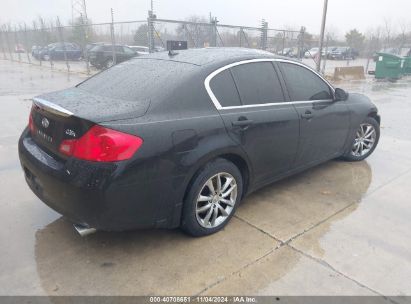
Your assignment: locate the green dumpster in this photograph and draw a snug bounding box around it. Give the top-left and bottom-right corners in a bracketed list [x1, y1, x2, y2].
[403, 56, 411, 75]
[375, 52, 404, 79]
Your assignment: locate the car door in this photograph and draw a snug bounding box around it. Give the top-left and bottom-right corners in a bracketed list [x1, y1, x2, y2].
[207, 61, 300, 185]
[62, 43, 72, 60]
[67, 44, 79, 60]
[102, 45, 112, 63]
[278, 61, 350, 168]
[52, 44, 63, 60]
[115, 46, 126, 63]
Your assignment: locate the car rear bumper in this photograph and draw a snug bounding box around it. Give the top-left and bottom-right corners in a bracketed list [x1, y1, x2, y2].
[18, 128, 175, 231]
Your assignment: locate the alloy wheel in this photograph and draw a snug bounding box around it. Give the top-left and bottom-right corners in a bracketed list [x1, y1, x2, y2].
[106, 59, 114, 68]
[195, 172, 237, 229]
[351, 123, 377, 157]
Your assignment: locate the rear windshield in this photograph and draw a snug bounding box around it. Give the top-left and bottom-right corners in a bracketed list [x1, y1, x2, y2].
[77, 59, 197, 101]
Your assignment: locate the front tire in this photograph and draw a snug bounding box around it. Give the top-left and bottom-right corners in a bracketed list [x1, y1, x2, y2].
[105, 58, 114, 69]
[181, 158, 243, 237]
[342, 117, 380, 161]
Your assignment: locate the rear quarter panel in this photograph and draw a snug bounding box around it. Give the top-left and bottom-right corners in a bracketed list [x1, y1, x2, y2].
[101, 71, 248, 228]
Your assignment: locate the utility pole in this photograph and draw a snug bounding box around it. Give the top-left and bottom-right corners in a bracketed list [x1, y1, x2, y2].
[110, 8, 116, 65]
[317, 0, 328, 72]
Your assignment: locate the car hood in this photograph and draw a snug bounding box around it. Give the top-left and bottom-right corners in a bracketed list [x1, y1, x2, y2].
[34, 87, 150, 123]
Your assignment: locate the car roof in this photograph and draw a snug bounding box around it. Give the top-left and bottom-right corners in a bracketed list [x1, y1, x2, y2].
[140, 47, 279, 66]
[98, 44, 129, 47]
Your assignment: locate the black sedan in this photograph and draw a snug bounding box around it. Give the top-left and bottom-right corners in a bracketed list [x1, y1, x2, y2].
[88, 44, 137, 69]
[19, 48, 380, 237]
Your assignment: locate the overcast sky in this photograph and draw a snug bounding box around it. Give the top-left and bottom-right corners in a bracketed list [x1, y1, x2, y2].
[2, 0, 411, 35]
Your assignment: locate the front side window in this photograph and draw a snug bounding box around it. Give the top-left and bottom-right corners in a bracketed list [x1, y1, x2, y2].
[209, 69, 241, 107]
[280, 63, 332, 101]
[230, 62, 285, 105]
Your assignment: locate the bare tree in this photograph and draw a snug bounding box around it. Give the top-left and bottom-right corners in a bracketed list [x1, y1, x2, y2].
[365, 27, 382, 54]
[398, 20, 410, 50]
[383, 18, 394, 49]
[176, 15, 211, 48]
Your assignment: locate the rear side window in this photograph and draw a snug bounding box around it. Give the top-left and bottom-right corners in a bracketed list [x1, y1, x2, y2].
[230, 62, 284, 105]
[210, 69, 241, 107]
[280, 63, 332, 101]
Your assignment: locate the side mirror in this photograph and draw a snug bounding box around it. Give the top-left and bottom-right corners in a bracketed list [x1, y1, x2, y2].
[334, 88, 348, 101]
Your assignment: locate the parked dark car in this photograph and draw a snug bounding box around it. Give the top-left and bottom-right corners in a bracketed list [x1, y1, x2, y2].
[88, 44, 137, 69]
[19, 48, 380, 237]
[84, 42, 105, 58]
[38, 42, 82, 61]
[277, 47, 293, 57]
[329, 47, 359, 60]
[31, 46, 43, 59]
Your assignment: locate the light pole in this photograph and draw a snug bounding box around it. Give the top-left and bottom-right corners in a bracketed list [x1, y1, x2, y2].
[317, 0, 328, 72]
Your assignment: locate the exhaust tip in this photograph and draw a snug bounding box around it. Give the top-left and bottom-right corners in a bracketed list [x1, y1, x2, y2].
[73, 223, 97, 237]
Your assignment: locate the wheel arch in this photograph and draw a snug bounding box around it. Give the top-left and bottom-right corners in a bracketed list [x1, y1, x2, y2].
[182, 150, 252, 204]
[368, 111, 381, 125]
[218, 153, 250, 198]
[173, 150, 251, 230]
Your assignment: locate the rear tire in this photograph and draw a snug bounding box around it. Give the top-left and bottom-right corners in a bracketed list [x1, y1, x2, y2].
[181, 158, 243, 237]
[341, 117, 380, 162]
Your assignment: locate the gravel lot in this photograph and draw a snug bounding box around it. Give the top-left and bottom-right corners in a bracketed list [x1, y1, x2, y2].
[0, 59, 409, 300]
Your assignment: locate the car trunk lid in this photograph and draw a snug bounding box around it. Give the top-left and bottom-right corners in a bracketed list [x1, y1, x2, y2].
[35, 88, 150, 122]
[31, 88, 150, 157]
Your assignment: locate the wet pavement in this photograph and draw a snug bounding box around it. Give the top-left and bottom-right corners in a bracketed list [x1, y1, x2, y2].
[0, 59, 410, 298]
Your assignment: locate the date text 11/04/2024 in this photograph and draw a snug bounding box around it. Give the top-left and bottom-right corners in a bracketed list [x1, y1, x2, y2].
[149, 296, 257, 303]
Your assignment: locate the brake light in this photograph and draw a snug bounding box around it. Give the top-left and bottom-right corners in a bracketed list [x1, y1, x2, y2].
[59, 125, 143, 162]
[28, 107, 35, 134]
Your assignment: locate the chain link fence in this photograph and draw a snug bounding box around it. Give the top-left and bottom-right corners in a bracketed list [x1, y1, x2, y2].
[0, 11, 310, 75]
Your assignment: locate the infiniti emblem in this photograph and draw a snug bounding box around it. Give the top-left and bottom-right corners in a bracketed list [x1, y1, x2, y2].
[41, 117, 50, 128]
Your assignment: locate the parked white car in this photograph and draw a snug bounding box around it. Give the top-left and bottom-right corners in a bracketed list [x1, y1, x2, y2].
[128, 46, 149, 56]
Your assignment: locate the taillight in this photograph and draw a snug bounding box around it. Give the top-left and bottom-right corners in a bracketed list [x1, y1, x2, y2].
[28, 107, 35, 134]
[59, 125, 143, 162]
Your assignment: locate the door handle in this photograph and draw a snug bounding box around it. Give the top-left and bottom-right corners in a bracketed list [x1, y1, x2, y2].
[232, 117, 253, 129]
[301, 111, 314, 120]
[232, 120, 253, 127]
